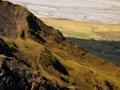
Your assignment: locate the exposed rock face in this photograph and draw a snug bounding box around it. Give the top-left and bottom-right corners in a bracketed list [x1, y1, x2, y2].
[0, 1, 65, 42]
[0, 1, 120, 90]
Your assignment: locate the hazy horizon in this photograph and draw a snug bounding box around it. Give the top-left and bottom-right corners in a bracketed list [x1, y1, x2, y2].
[8, 0, 120, 23]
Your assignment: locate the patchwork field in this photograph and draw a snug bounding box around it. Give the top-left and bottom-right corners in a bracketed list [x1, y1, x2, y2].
[42, 18, 120, 41]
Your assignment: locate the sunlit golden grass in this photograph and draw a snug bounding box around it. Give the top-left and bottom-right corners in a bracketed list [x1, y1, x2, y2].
[53, 52, 120, 89]
[16, 38, 43, 59]
[4, 37, 44, 71]
[3, 37, 120, 89]
[52, 47, 120, 88]
[3, 37, 72, 86]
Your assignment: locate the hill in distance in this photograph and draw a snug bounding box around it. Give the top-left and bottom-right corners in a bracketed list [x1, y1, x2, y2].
[0, 1, 120, 90]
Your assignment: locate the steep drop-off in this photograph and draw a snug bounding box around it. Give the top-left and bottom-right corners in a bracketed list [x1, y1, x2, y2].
[0, 1, 120, 90]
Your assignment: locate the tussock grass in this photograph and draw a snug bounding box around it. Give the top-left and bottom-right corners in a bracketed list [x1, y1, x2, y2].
[3, 37, 120, 89]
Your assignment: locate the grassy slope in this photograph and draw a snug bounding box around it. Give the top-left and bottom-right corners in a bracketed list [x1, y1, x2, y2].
[42, 18, 120, 41]
[2, 37, 120, 89]
[39, 18, 120, 89]
[52, 48, 120, 90]
[1, 1, 120, 89]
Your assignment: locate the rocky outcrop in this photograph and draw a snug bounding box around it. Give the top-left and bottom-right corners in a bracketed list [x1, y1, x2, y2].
[0, 1, 65, 43]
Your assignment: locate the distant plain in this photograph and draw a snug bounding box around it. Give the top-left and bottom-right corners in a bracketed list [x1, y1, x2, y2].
[42, 18, 120, 41]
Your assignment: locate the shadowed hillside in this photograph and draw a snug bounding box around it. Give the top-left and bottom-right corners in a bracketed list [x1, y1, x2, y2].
[0, 1, 120, 90]
[67, 38, 120, 66]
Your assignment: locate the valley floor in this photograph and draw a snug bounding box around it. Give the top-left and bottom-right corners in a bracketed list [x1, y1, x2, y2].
[42, 18, 120, 41]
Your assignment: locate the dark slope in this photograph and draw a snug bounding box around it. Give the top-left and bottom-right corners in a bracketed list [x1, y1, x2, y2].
[0, 1, 120, 90]
[67, 37, 120, 66]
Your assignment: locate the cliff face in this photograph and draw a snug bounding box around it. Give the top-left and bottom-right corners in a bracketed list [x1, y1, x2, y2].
[0, 1, 120, 90]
